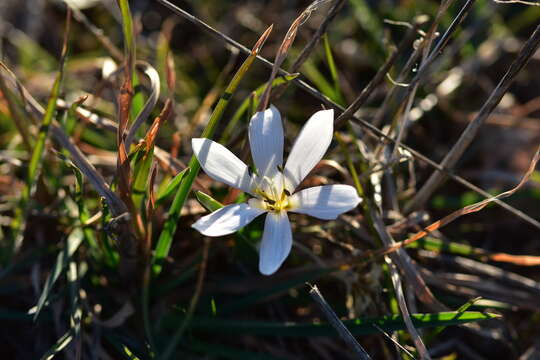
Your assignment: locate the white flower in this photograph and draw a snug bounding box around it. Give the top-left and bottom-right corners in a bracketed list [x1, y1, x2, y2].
[191, 105, 362, 275]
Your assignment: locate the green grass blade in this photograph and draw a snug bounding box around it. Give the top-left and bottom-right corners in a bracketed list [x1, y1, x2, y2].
[40, 330, 74, 360]
[155, 168, 190, 205]
[152, 29, 270, 275]
[322, 33, 345, 105]
[172, 311, 499, 337]
[405, 236, 487, 258]
[425, 297, 482, 344]
[34, 229, 84, 321]
[118, 0, 135, 75]
[131, 146, 155, 211]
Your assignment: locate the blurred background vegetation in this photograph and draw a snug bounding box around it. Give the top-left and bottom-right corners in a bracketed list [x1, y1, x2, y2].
[0, 0, 539, 359]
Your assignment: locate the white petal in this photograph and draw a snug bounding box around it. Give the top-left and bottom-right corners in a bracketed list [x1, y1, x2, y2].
[249, 105, 283, 180]
[192, 203, 265, 237]
[289, 185, 361, 220]
[259, 211, 292, 275]
[284, 109, 334, 192]
[192, 138, 254, 194]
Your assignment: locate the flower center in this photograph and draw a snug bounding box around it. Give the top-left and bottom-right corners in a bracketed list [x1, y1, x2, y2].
[250, 175, 292, 213]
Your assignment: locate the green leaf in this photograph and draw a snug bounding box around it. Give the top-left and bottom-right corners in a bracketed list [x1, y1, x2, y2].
[195, 191, 224, 212]
[174, 312, 499, 337]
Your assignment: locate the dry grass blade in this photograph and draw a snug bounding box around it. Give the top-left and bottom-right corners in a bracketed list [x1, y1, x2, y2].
[389, 0, 456, 160]
[116, 77, 132, 205]
[376, 146, 540, 258]
[406, 23, 540, 212]
[368, 205, 441, 358]
[145, 99, 172, 152]
[116, 0, 136, 209]
[419, 266, 540, 310]
[270, 0, 346, 101]
[488, 253, 540, 266]
[125, 61, 161, 150]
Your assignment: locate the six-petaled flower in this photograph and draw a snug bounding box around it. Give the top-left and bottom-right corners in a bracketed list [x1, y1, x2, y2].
[191, 105, 361, 275]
